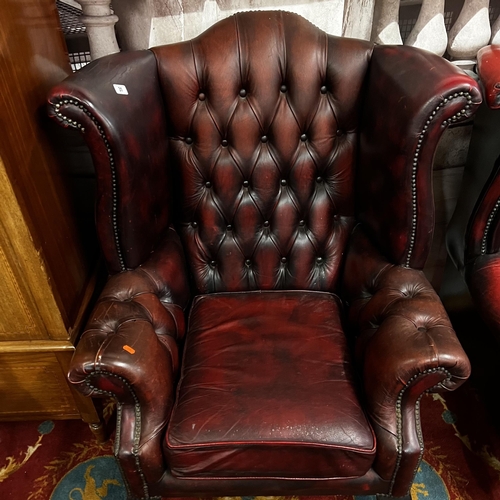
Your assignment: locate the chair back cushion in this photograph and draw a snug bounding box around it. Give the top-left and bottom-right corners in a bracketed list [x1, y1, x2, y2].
[152, 11, 373, 293]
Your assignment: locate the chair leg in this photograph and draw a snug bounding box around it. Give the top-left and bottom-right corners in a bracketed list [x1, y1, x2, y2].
[88, 421, 107, 443]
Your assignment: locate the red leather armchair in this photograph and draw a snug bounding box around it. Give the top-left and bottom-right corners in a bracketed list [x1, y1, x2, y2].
[48, 12, 480, 500]
[447, 45, 500, 336]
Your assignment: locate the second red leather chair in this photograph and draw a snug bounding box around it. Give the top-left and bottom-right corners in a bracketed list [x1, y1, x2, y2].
[447, 45, 500, 339]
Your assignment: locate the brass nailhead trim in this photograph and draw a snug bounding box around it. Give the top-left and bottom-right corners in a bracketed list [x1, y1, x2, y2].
[482, 197, 500, 254]
[114, 402, 123, 456]
[52, 98, 126, 271]
[85, 371, 151, 499]
[389, 367, 451, 495]
[406, 92, 472, 267]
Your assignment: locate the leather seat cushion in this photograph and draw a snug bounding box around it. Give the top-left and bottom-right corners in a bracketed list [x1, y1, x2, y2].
[165, 290, 376, 480]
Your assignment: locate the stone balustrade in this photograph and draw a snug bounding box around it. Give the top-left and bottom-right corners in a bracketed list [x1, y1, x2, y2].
[71, 0, 119, 60]
[67, 0, 499, 66]
[447, 0, 491, 68]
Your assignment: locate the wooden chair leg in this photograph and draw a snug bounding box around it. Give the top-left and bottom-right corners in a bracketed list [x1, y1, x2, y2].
[88, 421, 107, 443]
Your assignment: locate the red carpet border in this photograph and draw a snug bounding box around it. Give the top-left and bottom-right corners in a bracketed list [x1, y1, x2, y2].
[1, 383, 500, 499]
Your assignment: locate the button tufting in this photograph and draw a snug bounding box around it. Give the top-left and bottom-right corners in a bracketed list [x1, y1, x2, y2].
[320, 86, 327, 94]
[261, 135, 268, 143]
[226, 224, 232, 231]
[243, 180, 249, 188]
[245, 259, 251, 266]
[316, 176, 322, 183]
[280, 85, 287, 93]
[336, 129, 344, 136]
[191, 221, 198, 228]
[239, 89, 247, 97]
[199, 92, 206, 101]
[316, 257, 323, 264]
[210, 260, 216, 268]
[281, 257, 287, 263]
[263, 220, 270, 227]
[221, 139, 228, 147]
[281, 179, 287, 186]
[299, 220, 305, 226]
[300, 134, 307, 141]
[186, 137, 193, 144]
[205, 181, 211, 188]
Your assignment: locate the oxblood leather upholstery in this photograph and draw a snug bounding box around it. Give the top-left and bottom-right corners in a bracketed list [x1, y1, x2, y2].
[447, 45, 500, 336]
[168, 291, 376, 480]
[47, 11, 480, 500]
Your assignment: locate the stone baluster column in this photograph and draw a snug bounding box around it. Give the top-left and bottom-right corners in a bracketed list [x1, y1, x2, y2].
[447, 0, 491, 69]
[343, 0, 376, 40]
[492, 13, 500, 45]
[76, 0, 119, 59]
[405, 0, 447, 56]
[371, 0, 402, 45]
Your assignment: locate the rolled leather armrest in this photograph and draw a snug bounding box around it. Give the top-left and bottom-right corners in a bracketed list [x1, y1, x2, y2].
[69, 228, 189, 494]
[342, 226, 470, 496]
[70, 299, 179, 418]
[70, 286, 180, 492]
[477, 45, 500, 109]
[72, 310, 177, 493]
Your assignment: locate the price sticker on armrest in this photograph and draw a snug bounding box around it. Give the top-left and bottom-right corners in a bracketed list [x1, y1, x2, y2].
[123, 345, 136, 354]
[113, 84, 129, 95]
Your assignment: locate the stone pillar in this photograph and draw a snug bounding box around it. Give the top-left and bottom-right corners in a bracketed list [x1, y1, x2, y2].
[76, 0, 119, 59]
[405, 0, 447, 56]
[447, 0, 491, 69]
[110, 0, 346, 49]
[371, 0, 402, 45]
[342, 0, 376, 40]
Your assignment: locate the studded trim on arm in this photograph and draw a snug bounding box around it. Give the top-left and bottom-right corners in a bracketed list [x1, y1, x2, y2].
[85, 371, 160, 500]
[50, 98, 126, 271]
[481, 197, 500, 254]
[405, 91, 473, 267]
[389, 367, 451, 495]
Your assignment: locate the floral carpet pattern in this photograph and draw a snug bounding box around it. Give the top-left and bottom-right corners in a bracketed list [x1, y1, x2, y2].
[1, 379, 500, 500]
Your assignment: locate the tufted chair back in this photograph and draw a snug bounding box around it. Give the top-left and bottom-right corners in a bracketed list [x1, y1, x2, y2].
[51, 10, 475, 290]
[152, 12, 372, 293]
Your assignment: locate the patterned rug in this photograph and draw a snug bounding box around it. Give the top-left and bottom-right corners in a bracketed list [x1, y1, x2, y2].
[1, 312, 500, 499]
[1, 383, 499, 500]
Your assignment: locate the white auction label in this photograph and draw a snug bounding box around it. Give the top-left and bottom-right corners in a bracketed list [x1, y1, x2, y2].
[113, 84, 129, 95]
